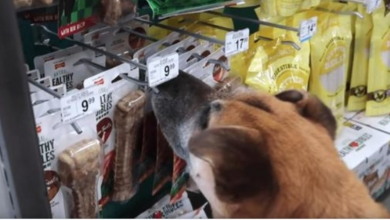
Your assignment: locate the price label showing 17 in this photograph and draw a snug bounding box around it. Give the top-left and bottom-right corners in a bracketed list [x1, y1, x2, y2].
[147, 53, 179, 87]
[225, 28, 249, 57]
[60, 85, 102, 123]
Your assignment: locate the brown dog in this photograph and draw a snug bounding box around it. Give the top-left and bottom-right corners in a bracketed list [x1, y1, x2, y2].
[151, 73, 390, 218]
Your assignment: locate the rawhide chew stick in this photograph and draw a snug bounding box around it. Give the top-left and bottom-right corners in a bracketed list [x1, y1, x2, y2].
[112, 90, 145, 202]
[58, 139, 101, 218]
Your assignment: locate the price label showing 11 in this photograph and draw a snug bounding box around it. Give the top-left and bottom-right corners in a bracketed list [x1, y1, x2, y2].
[225, 28, 249, 57]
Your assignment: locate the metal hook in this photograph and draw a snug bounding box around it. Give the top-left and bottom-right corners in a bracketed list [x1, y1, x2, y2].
[31, 23, 148, 71]
[34, 42, 61, 50]
[206, 11, 299, 32]
[176, 47, 187, 54]
[207, 59, 230, 71]
[27, 78, 83, 134]
[190, 53, 204, 61]
[134, 17, 225, 45]
[119, 73, 159, 93]
[315, 7, 364, 18]
[179, 18, 234, 32]
[120, 27, 159, 42]
[73, 58, 108, 71]
[255, 36, 301, 50]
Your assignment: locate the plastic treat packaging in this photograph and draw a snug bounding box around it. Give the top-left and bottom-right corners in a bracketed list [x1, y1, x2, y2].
[245, 20, 310, 95]
[138, 110, 158, 183]
[348, 5, 373, 111]
[365, 1, 390, 116]
[13, 0, 32, 9]
[32, 98, 60, 118]
[111, 90, 145, 202]
[136, 192, 193, 218]
[185, 47, 230, 87]
[307, 4, 353, 134]
[44, 48, 106, 91]
[215, 75, 243, 96]
[34, 46, 83, 76]
[258, 0, 320, 18]
[101, 0, 138, 26]
[83, 63, 140, 208]
[152, 125, 174, 196]
[170, 154, 189, 204]
[54, 115, 103, 218]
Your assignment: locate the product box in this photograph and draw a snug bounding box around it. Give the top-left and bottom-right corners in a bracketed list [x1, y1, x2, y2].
[351, 112, 390, 134]
[336, 121, 390, 199]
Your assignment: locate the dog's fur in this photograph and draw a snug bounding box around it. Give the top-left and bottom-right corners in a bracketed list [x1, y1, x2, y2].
[151, 72, 390, 218]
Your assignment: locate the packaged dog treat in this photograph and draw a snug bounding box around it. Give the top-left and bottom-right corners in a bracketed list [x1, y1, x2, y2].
[185, 47, 230, 87]
[348, 5, 373, 111]
[104, 15, 150, 67]
[44, 48, 106, 91]
[35, 113, 66, 218]
[83, 63, 139, 208]
[308, 5, 353, 134]
[258, 0, 320, 18]
[111, 90, 145, 202]
[365, 1, 390, 116]
[136, 192, 193, 218]
[139, 111, 158, 183]
[245, 32, 310, 94]
[34, 46, 83, 75]
[170, 154, 189, 204]
[54, 115, 102, 218]
[36, 113, 99, 218]
[101, 0, 137, 25]
[152, 126, 174, 196]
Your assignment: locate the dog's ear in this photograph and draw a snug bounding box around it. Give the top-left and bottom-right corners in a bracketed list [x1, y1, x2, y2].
[189, 126, 277, 203]
[276, 90, 337, 139]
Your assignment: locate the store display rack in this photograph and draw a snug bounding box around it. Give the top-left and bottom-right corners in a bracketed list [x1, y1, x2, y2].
[2, 0, 386, 217]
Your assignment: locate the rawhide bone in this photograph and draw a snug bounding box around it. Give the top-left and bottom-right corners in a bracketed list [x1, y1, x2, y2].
[58, 139, 101, 218]
[112, 90, 145, 202]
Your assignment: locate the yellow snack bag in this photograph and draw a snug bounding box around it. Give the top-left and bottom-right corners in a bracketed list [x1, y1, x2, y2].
[245, 32, 310, 94]
[365, 2, 390, 116]
[259, 0, 320, 18]
[348, 5, 373, 111]
[308, 6, 353, 134]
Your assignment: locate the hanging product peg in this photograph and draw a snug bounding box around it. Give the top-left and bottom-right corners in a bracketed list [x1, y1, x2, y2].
[27, 78, 83, 134]
[134, 17, 225, 45]
[206, 11, 300, 32]
[179, 18, 234, 32]
[31, 23, 148, 71]
[255, 36, 302, 50]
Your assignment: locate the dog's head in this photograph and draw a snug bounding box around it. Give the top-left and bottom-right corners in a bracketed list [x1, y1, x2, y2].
[151, 72, 338, 217]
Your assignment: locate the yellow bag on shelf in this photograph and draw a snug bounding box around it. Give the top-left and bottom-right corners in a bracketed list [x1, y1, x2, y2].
[307, 5, 353, 134]
[258, 0, 320, 18]
[348, 5, 373, 111]
[365, 2, 390, 116]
